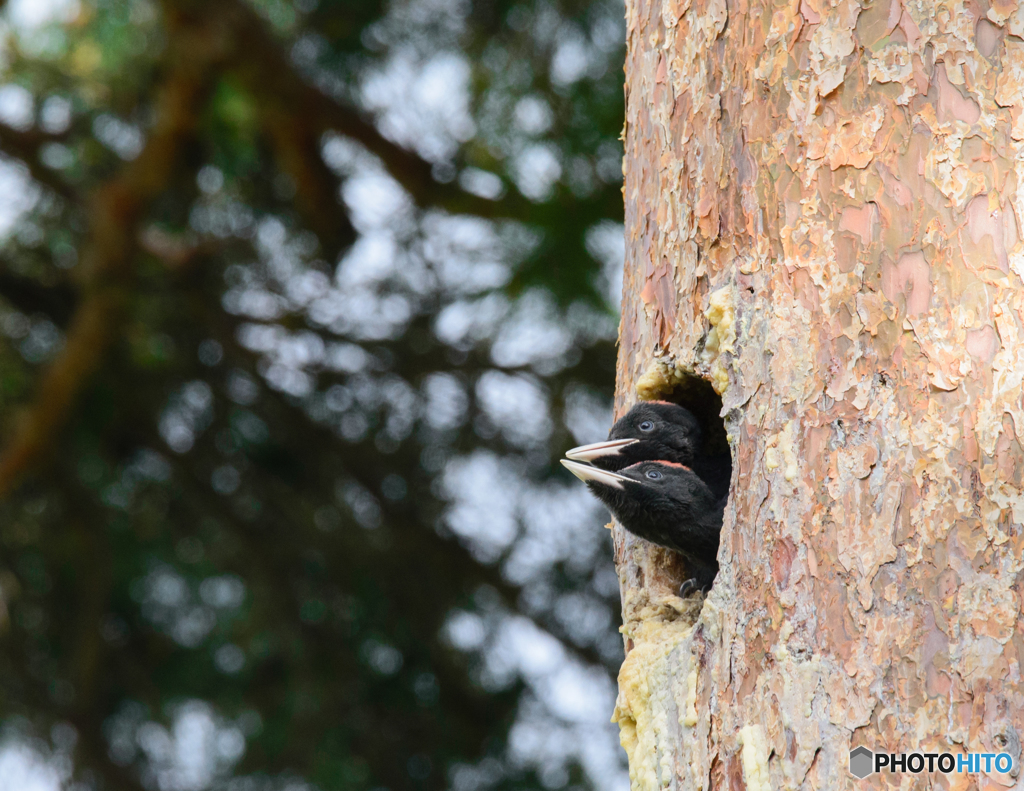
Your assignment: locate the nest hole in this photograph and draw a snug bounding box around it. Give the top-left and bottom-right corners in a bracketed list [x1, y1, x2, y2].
[639, 365, 732, 595]
[659, 371, 729, 463]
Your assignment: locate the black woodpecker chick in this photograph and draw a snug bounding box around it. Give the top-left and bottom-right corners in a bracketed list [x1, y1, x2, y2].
[562, 458, 723, 592]
[565, 401, 731, 499]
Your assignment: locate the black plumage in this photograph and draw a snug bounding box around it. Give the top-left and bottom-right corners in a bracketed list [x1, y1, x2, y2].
[566, 401, 731, 500]
[561, 458, 724, 593]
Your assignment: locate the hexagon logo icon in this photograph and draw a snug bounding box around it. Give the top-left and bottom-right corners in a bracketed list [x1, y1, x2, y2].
[849, 746, 874, 779]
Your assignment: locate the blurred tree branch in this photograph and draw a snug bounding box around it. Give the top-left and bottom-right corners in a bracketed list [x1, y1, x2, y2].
[261, 106, 358, 262]
[0, 12, 226, 498]
[0, 265, 77, 324]
[217, 0, 532, 220]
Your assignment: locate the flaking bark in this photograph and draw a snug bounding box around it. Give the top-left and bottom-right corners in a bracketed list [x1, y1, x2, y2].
[614, 0, 1024, 787]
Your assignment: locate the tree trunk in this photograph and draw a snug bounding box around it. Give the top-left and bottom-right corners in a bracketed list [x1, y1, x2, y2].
[614, 0, 1024, 788]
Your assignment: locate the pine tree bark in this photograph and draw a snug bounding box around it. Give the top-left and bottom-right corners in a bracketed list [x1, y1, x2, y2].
[614, 0, 1024, 788]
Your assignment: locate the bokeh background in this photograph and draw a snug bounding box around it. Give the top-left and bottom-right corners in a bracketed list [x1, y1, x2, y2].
[0, 1, 628, 789]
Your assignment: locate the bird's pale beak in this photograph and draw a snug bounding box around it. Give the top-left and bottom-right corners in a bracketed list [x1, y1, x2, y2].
[560, 459, 630, 490]
[564, 438, 638, 462]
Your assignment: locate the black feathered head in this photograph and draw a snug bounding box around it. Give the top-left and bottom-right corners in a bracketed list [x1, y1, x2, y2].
[565, 401, 702, 471]
[560, 459, 722, 559]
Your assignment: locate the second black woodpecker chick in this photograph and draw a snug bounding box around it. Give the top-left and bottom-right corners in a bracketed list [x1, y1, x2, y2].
[561, 459, 724, 592]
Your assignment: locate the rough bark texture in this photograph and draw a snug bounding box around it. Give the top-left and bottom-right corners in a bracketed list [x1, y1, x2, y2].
[613, 0, 1024, 788]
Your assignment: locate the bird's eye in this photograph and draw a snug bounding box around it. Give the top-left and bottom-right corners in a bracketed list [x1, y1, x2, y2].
[645, 469, 662, 480]
[639, 420, 655, 432]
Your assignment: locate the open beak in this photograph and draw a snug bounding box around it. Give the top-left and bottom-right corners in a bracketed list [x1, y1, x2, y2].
[564, 438, 638, 462]
[560, 459, 630, 490]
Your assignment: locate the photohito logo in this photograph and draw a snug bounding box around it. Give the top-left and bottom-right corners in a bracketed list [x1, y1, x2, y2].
[849, 747, 873, 779]
[849, 747, 1015, 779]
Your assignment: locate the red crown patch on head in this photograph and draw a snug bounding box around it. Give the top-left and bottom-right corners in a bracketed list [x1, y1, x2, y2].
[622, 460, 692, 473]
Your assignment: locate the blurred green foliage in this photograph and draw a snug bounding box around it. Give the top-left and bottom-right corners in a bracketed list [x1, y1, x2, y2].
[0, 1, 626, 790]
